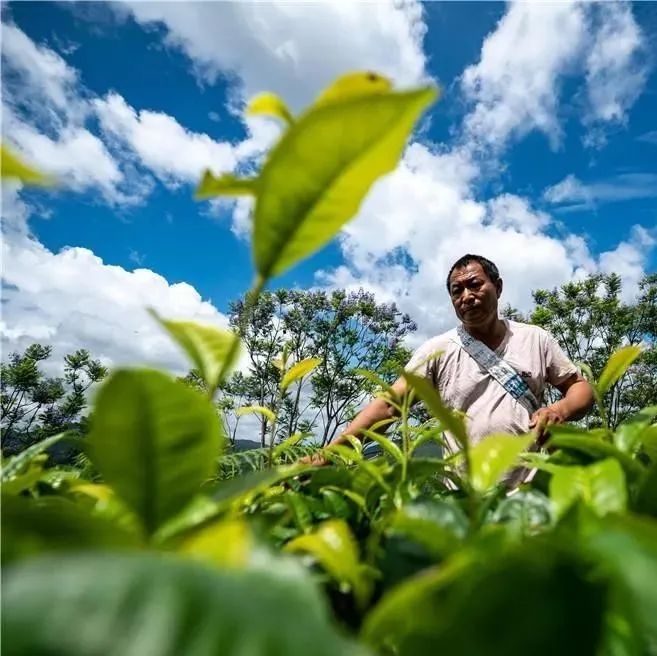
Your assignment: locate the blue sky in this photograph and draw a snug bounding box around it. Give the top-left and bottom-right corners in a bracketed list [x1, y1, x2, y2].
[2, 1, 656, 372]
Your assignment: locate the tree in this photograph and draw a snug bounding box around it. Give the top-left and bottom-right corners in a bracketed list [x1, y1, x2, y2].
[226, 289, 416, 446]
[1, 344, 107, 455]
[529, 273, 656, 427]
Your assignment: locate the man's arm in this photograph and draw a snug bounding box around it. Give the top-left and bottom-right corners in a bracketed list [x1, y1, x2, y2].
[302, 377, 410, 465]
[529, 373, 594, 444]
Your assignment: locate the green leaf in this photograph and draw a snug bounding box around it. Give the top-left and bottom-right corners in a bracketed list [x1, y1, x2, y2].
[390, 500, 468, 558]
[286, 519, 371, 607]
[150, 310, 239, 395]
[491, 490, 553, 535]
[87, 369, 223, 535]
[2, 553, 363, 656]
[549, 458, 627, 518]
[548, 431, 645, 481]
[1, 495, 139, 565]
[246, 91, 295, 125]
[355, 367, 396, 395]
[614, 406, 657, 454]
[194, 171, 258, 200]
[236, 404, 276, 423]
[1, 144, 53, 185]
[584, 514, 657, 649]
[597, 345, 643, 396]
[359, 429, 404, 464]
[179, 518, 253, 568]
[470, 434, 533, 493]
[286, 490, 313, 533]
[362, 543, 605, 656]
[1, 432, 72, 482]
[313, 71, 394, 107]
[403, 372, 467, 451]
[280, 357, 322, 391]
[253, 84, 437, 278]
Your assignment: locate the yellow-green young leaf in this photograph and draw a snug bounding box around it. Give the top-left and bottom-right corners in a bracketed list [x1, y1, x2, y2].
[253, 83, 438, 278]
[194, 171, 258, 200]
[246, 92, 295, 125]
[359, 429, 403, 464]
[150, 309, 239, 395]
[179, 518, 252, 568]
[313, 71, 393, 107]
[87, 369, 223, 536]
[549, 458, 627, 518]
[597, 345, 643, 396]
[285, 519, 370, 606]
[470, 434, 534, 493]
[236, 405, 276, 423]
[403, 372, 468, 450]
[272, 432, 304, 459]
[280, 357, 322, 391]
[1, 144, 53, 186]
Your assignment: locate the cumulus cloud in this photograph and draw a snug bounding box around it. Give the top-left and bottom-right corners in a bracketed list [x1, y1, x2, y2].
[584, 2, 648, 126]
[93, 93, 278, 187]
[119, 0, 428, 110]
[461, 2, 586, 151]
[1, 232, 230, 375]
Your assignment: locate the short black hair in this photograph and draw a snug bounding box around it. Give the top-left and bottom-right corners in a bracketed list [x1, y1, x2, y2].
[446, 254, 500, 291]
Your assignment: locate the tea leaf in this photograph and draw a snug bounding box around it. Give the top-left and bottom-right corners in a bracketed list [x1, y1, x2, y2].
[313, 71, 392, 107]
[403, 372, 467, 450]
[236, 404, 276, 423]
[286, 519, 370, 606]
[597, 345, 643, 396]
[254, 83, 437, 278]
[1, 144, 53, 185]
[2, 553, 363, 656]
[470, 434, 533, 493]
[549, 458, 627, 518]
[1, 432, 71, 482]
[247, 92, 295, 125]
[195, 171, 258, 200]
[280, 357, 322, 391]
[87, 369, 223, 535]
[150, 310, 239, 395]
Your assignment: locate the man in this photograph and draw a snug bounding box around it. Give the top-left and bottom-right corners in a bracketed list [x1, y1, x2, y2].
[308, 254, 594, 476]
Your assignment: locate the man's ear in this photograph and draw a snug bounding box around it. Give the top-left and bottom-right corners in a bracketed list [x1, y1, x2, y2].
[496, 278, 503, 298]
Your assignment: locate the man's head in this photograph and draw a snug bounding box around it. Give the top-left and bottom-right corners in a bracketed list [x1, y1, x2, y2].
[446, 254, 503, 329]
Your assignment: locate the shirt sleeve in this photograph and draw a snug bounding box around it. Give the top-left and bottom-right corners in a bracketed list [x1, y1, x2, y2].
[404, 338, 442, 380]
[544, 332, 579, 387]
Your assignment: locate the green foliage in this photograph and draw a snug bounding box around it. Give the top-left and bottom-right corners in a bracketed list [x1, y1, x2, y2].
[2, 553, 363, 656]
[4, 73, 657, 656]
[87, 369, 223, 536]
[1, 344, 107, 459]
[530, 273, 656, 427]
[150, 310, 240, 396]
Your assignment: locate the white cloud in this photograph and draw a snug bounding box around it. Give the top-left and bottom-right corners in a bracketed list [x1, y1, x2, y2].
[1, 233, 230, 375]
[319, 141, 655, 344]
[461, 2, 586, 151]
[544, 173, 657, 206]
[1, 21, 78, 114]
[584, 2, 647, 126]
[598, 226, 656, 300]
[93, 93, 278, 187]
[120, 0, 428, 110]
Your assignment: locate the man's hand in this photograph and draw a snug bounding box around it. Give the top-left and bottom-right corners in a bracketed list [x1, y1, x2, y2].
[529, 403, 568, 445]
[298, 451, 329, 467]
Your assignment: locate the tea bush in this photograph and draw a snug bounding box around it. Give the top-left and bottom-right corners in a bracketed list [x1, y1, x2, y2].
[2, 73, 657, 656]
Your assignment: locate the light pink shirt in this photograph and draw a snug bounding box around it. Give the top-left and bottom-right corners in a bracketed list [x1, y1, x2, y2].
[405, 320, 579, 455]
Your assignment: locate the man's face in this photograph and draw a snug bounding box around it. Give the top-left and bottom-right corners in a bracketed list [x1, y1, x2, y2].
[448, 261, 502, 328]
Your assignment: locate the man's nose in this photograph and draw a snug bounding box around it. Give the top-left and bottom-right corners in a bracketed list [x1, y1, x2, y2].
[461, 289, 475, 304]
